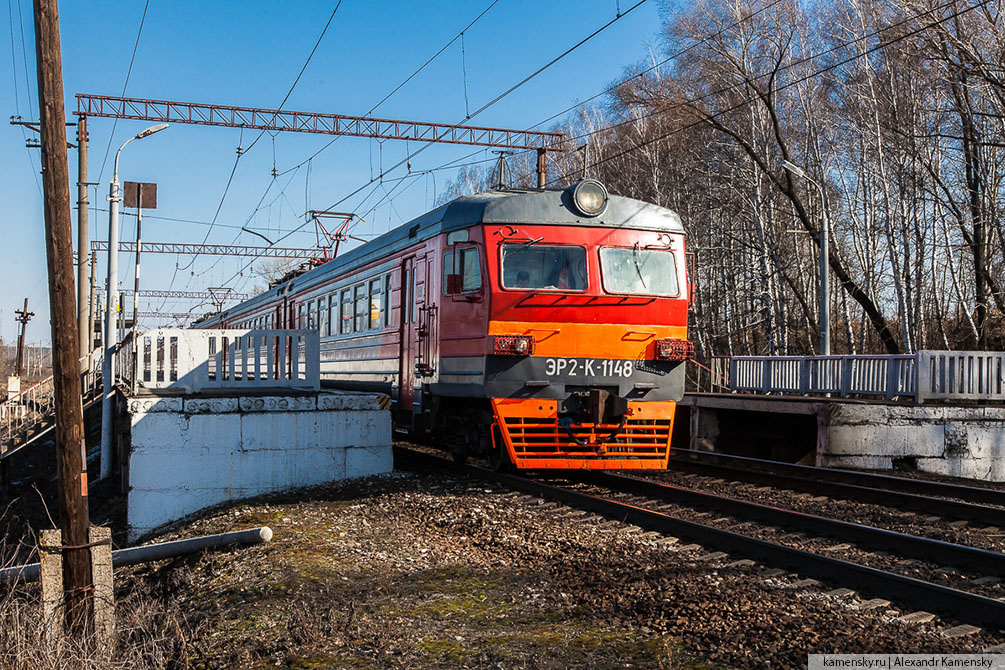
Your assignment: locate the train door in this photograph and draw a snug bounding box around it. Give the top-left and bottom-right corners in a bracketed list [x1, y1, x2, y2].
[397, 257, 416, 424]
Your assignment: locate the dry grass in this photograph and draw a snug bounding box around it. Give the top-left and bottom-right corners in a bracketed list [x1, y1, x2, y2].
[0, 579, 198, 670]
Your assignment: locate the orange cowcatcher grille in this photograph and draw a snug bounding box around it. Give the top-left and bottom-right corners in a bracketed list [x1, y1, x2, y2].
[492, 399, 674, 469]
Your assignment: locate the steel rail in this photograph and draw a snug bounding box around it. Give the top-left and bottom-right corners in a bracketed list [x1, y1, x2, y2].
[591, 472, 1005, 575]
[667, 452, 1005, 526]
[672, 448, 1005, 506]
[394, 446, 1005, 628]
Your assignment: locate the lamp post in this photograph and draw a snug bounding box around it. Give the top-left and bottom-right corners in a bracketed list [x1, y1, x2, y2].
[100, 123, 168, 480]
[782, 160, 830, 357]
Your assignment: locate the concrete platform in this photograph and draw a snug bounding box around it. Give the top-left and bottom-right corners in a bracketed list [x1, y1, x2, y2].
[125, 388, 392, 540]
[679, 393, 1005, 481]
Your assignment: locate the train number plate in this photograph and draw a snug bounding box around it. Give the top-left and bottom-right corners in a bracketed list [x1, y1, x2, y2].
[544, 358, 634, 378]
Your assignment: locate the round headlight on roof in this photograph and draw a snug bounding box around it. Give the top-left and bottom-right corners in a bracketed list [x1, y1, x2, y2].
[571, 179, 609, 217]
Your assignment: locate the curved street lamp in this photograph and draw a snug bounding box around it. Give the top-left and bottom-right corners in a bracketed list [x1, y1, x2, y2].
[100, 123, 168, 480]
[782, 160, 830, 357]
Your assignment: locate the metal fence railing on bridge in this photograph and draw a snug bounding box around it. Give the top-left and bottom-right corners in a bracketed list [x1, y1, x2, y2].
[729, 351, 1005, 403]
[123, 329, 320, 393]
[1, 350, 102, 459]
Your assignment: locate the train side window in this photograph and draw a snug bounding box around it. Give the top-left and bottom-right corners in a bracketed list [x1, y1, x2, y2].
[318, 297, 327, 336]
[383, 274, 393, 328]
[327, 294, 334, 336]
[501, 244, 588, 291]
[298, 304, 305, 329]
[402, 268, 411, 324]
[340, 289, 352, 334]
[354, 284, 367, 332]
[411, 267, 420, 323]
[444, 248, 481, 293]
[599, 246, 679, 296]
[369, 279, 382, 330]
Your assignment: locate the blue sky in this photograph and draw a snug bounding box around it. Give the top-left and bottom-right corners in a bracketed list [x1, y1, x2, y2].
[2, 0, 666, 345]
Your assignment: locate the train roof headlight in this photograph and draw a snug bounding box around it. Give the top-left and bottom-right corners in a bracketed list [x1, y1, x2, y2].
[571, 179, 608, 217]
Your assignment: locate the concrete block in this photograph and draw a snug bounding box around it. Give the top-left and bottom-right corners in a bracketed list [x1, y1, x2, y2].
[187, 414, 242, 450]
[184, 397, 239, 414]
[127, 389, 391, 540]
[128, 397, 183, 414]
[39, 529, 62, 639]
[819, 400, 1005, 481]
[826, 424, 946, 457]
[130, 412, 190, 449]
[819, 455, 893, 470]
[241, 412, 320, 452]
[915, 457, 999, 481]
[89, 525, 114, 653]
[346, 444, 393, 478]
[239, 395, 316, 412]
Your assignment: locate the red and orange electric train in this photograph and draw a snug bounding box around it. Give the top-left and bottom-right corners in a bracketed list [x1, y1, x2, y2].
[198, 180, 691, 469]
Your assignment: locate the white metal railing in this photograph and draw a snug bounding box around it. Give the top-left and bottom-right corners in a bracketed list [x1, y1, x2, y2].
[728, 351, 994, 402]
[125, 329, 320, 393]
[917, 351, 1005, 402]
[1, 350, 103, 457]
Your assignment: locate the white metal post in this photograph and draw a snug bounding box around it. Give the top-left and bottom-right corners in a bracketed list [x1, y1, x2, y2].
[100, 172, 120, 480]
[100, 123, 167, 481]
[782, 160, 830, 356]
[820, 207, 830, 357]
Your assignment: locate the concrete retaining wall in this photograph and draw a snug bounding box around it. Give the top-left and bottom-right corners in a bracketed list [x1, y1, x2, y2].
[819, 404, 1005, 480]
[126, 391, 391, 540]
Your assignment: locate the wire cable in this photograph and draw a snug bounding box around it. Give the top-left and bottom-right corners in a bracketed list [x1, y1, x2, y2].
[211, 1, 650, 292]
[275, 0, 503, 178]
[95, 0, 151, 182]
[241, 0, 343, 156]
[558, 0, 990, 182]
[7, 0, 20, 115]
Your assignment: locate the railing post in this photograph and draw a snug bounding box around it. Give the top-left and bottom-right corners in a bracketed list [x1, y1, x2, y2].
[915, 350, 929, 403]
[886, 356, 897, 401]
[307, 331, 321, 390]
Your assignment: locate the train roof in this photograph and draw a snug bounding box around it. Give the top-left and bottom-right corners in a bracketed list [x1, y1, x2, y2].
[209, 185, 684, 323]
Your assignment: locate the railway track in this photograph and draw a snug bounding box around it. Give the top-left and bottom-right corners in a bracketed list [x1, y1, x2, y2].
[395, 445, 1005, 629]
[671, 448, 1005, 506]
[667, 448, 1005, 525]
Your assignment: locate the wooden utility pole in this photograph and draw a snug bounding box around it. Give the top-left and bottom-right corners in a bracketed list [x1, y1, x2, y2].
[33, 0, 92, 637]
[14, 298, 34, 377]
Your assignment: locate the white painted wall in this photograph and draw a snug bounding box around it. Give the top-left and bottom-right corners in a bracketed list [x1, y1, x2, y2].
[820, 404, 1005, 480]
[127, 391, 391, 540]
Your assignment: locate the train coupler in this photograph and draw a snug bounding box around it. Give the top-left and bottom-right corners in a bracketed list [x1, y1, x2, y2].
[558, 389, 631, 447]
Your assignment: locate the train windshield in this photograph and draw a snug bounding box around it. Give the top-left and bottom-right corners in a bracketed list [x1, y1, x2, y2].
[600, 246, 679, 296]
[501, 244, 588, 291]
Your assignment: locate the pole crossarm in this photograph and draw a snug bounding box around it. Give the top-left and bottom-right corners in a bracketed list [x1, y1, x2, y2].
[91, 240, 316, 259]
[96, 288, 252, 300]
[75, 94, 567, 151]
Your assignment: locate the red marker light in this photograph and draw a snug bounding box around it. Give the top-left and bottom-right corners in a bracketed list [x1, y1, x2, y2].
[493, 335, 535, 356]
[655, 338, 693, 361]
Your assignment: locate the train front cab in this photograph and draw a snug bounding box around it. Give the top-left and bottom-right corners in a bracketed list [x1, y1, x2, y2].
[470, 183, 690, 470]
